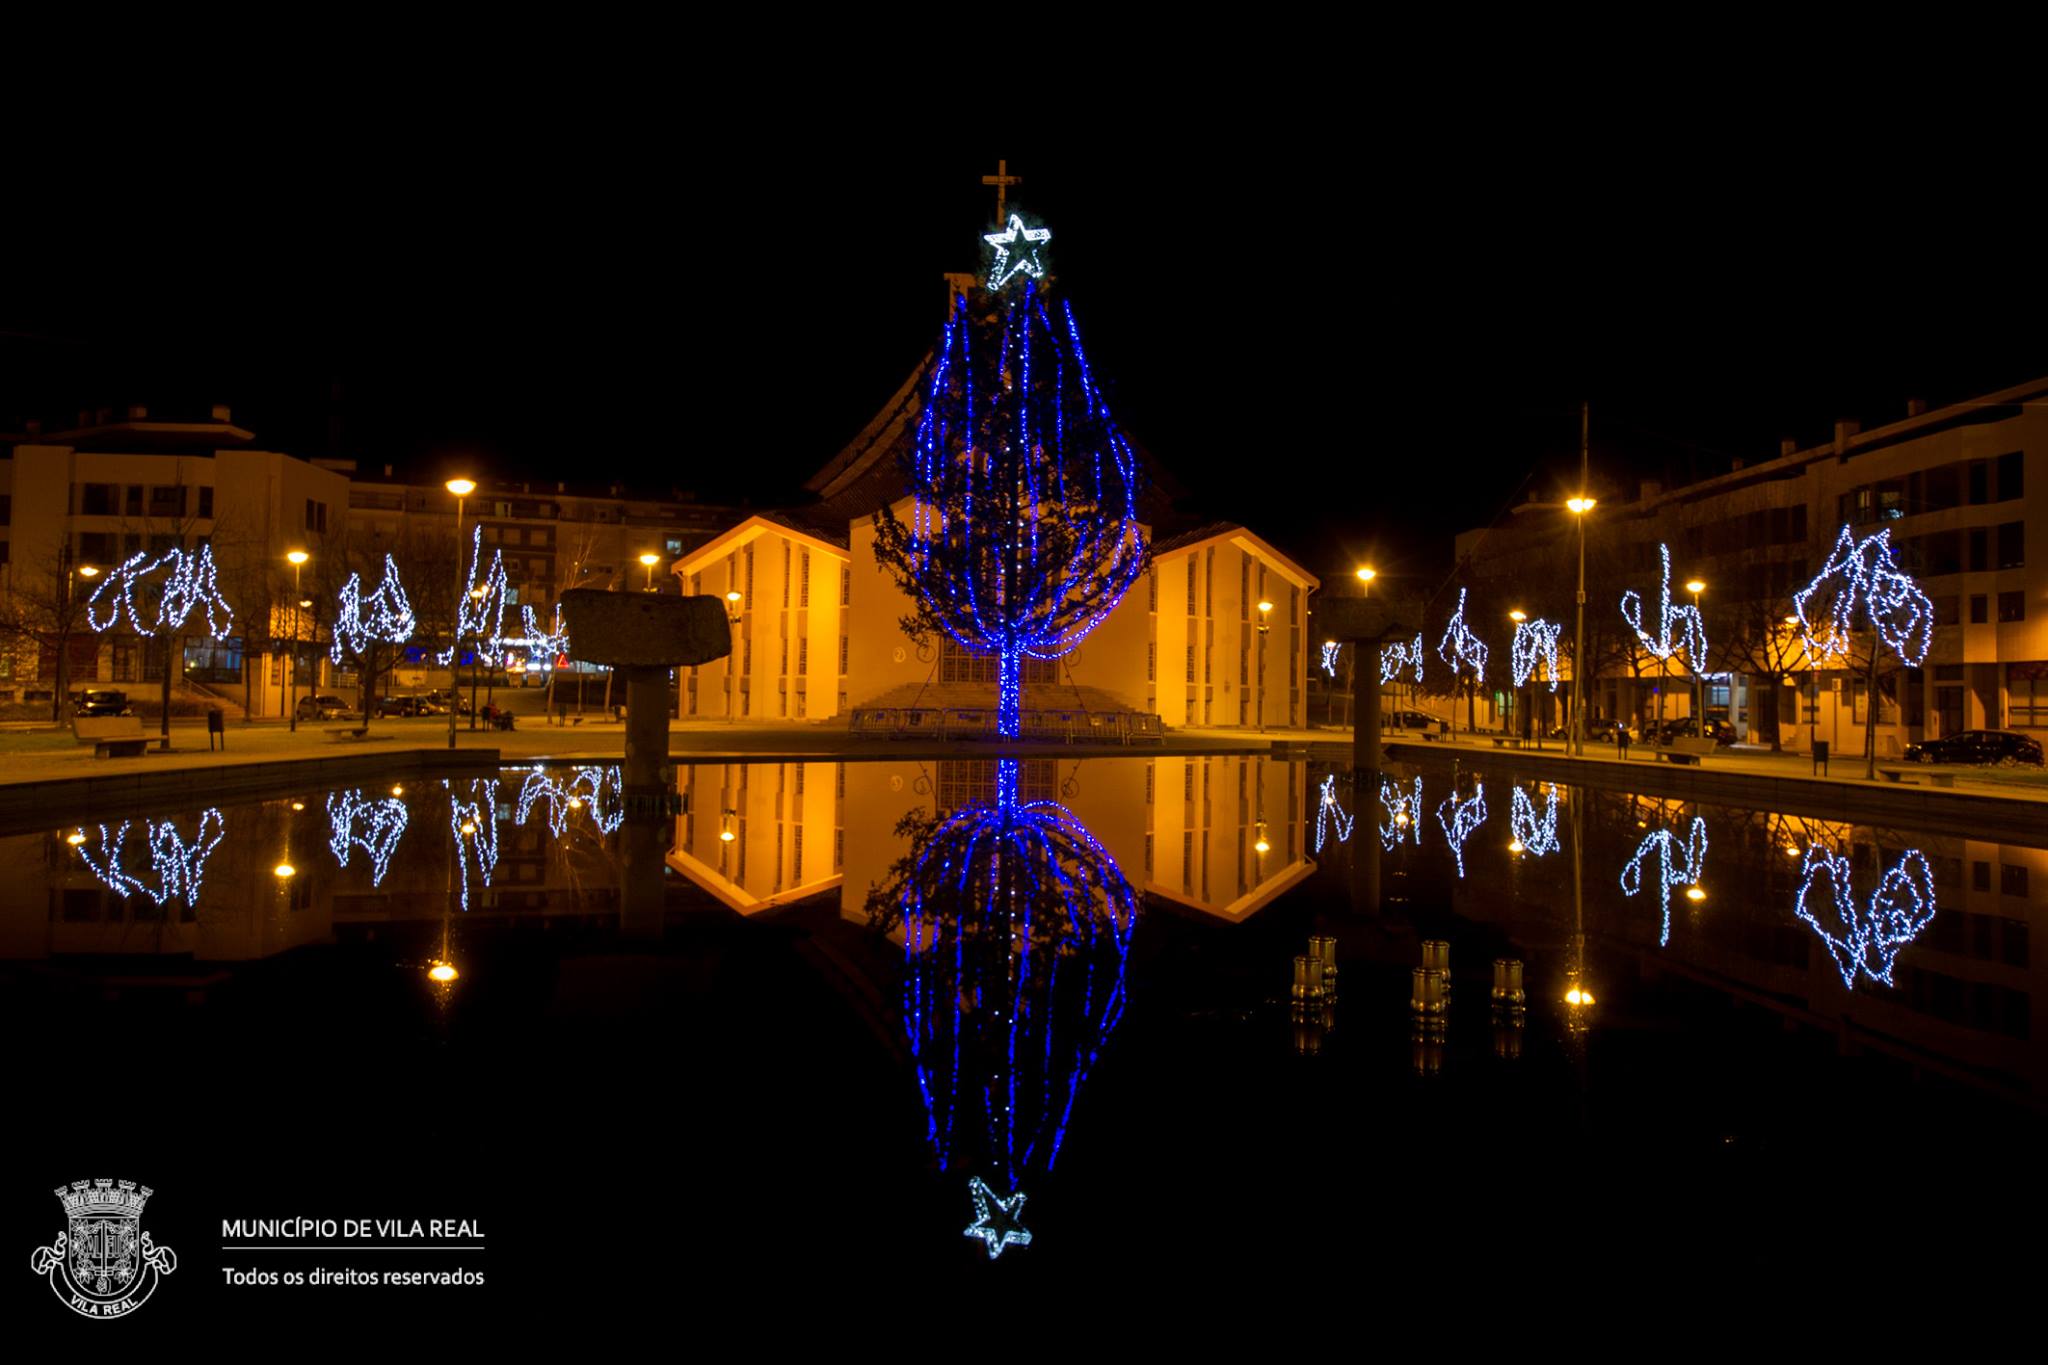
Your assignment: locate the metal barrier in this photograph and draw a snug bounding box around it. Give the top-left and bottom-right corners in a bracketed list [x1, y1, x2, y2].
[1019, 710, 1070, 744]
[942, 708, 997, 741]
[901, 708, 945, 738]
[849, 707, 900, 738]
[1124, 714, 1164, 744]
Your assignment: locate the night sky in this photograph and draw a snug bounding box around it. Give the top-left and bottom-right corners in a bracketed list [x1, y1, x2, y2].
[8, 128, 2046, 588]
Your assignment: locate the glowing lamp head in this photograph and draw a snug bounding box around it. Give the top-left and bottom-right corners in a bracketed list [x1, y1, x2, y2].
[1784, 615, 1800, 626]
[1257, 600, 1273, 615]
[639, 553, 660, 568]
[78, 564, 100, 578]
[1685, 885, 1707, 903]
[298, 599, 313, 609]
[461, 820, 477, 836]
[1508, 839, 1524, 854]
[1509, 609, 1527, 623]
[1355, 566, 1377, 584]
[445, 478, 477, 498]
[286, 550, 309, 566]
[273, 862, 296, 879]
[1685, 580, 1706, 595]
[65, 830, 87, 846]
[290, 801, 305, 812]
[428, 961, 459, 984]
[726, 591, 742, 604]
[1567, 496, 1596, 515]
[719, 829, 736, 843]
[1565, 986, 1595, 1007]
[1254, 837, 1271, 855]
[391, 785, 404, 797]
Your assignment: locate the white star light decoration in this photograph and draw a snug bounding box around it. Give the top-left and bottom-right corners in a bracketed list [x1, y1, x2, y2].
[983, 213, 1051, 289]
[963, 1176, 1032, 1259]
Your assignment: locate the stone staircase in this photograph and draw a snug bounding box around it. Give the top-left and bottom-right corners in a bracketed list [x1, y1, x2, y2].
[850, 679, 1150, 721]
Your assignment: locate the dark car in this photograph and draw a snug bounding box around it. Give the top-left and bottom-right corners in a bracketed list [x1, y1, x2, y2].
[1381, 709, 1436, 731]
[1580, 718, 1634, 743]
[1903, 730, 2045, 766]
[295, 694, 356, 722]
[375, 694, 446, 718]
[1649, 717, 1737, 747]
[70, 688, 134, 717]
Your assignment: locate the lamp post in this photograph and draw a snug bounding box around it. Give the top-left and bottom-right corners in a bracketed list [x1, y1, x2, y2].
[445, 478, 475, 750]
[285, 550, 309, 731]
[1255, 600, 1273, 733]
[725, 591, 743, 723]
[1685, 578, 1706, 734]
[1354, 567, 1375, 729]
[639, 552, 660, 592]
[1567, 495, 1596, 756]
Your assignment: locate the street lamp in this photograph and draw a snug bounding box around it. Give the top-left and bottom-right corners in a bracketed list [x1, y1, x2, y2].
[1685, 578, 1706, 735]
[639, 552, 661, 591]
[1354, 566, 1376, 585]
[445, 478, 475, 750]
[285, 550, 309, 731]
[725, 591, 743, 724]
[1509, 610, 1527, 743]
[1255, 600, 1274, 734]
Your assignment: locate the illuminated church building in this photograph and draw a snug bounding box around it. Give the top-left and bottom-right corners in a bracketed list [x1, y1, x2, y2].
[674, 275, 1320, 733]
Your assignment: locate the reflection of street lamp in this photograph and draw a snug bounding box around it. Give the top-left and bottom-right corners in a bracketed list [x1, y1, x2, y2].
[286, 549, 309, 731]
[639, 552, 660, 591]
[445, 478, 476, 751]
[1256, 600, 1273, 733]
[1685, 578, 1706, 733]
[725, 591, 743, 724]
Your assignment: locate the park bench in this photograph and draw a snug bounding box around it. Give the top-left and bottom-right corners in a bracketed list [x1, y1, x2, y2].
[324, 725, 373, 741]
[1878, 766, 1956, 788]
[1649, 738, 1717, 765]
[1489, 735, 1525, 749]
[73, 715, 149, 759]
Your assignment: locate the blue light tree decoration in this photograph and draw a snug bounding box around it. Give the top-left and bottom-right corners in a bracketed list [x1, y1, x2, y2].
[1380, 633, 1424, 686]
[515, 764, 625, 838]
[444, 778, 501, 914]
[1620, 544, 1708, 671]
[1792, 525, 1936, 778]
[1620, 816, 1708, 946]
[86, 544, 235, 747]
[1437, 590, 1488, 737]
[1320, 641, 1342, 678]
[877, 758, 1138, 1257]
[331, 555, 416, 664]
[869, 222, 1149, 739]
[1510, 618, 1563, 692]
[436, 526, 512, 668]
[1793, 844, 1936, 988]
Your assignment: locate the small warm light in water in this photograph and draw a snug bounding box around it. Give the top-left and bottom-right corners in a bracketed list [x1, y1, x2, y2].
[273, 862, 296, 879]
[65, 830, 87, 846]
[461, 821, 477, 835]
[391, 785, 404, 797]
[1784, 844, 1800, 857]
[719, 829, 736, 843]
[428, 961, 459, 984]
[1565, 986, 1595, 1006]
[567, 797, 583, 810]
[290, 801, 305, 812]
[1686, 885, 1707, 902]
[1508, 839, 1524, 854]
[1395, 812, 1410, 827]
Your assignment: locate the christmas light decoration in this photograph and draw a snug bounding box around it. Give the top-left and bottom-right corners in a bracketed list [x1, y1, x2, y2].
[1314, 773, 1355, 853]
[1437, 590, 1487, 684]
[74, 809, 225, 908]
[982, 213, 1051, 290]
[85, 544, 234, 639]
[1379, 776, 1423, 850]
[436, 526, 512, 667]
[1620, 816, 1708, 945]
[1436, 780, 1487, 878]
[1792, 525, 1936, 668]
[1380, 633, 1424, 685]
[878, 275, 1148, 738]
[896, 758, 1136, 1200]
[1793, 845, 1936, 988]
[514, 604, 569, 663]
[516, 765, 625, 838]
[1508, 784, 1560, 857]
[326, 789, 409, 887]
[329, 555, 416, 664]
[1510, 618, 1563, 690]
[963, 1177, 1033, 1260]
[1320, 641, 1341, 678]
[445, 778, 501, 912]
[1620, 544, 1710, 671]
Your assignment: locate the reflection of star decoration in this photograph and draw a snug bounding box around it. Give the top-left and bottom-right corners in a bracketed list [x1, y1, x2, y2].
[963, 1176, 1033, 1259]
[983, 213, 1051, 289]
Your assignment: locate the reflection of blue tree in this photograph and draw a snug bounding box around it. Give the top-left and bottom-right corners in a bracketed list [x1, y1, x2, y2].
[515, 765, 624, 837]
[1621, 816, 1707, 946]
[445, 779, 501, 913]
[1509, 784, 1560, 857]
[1436, 779, 1487, 878]
[75, 810, 225, 908]
[1379, 776, 1423, 850]
[1794, 846, 1936, 988]
[891, 759, 1138, 1212]
[327, 790, 409, 887]
[1314, 773, 1355, 853]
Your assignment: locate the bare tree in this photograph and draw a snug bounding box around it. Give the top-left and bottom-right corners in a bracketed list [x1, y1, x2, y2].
[0, 540, 98, 723]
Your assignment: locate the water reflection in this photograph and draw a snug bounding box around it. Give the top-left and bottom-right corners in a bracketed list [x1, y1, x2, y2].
[75, 810, 225, 909]
[1314, 774, 1355, 853]
[1379, 775, 1422, 849]
[1508, 783, 1560, 858]
[445, 779, 502, 914]
[326, 790, 409, 888]
[1436, 777, 1487, 877]
[1794, 845, 1938, 988]
[1619, 816, 1708, 946]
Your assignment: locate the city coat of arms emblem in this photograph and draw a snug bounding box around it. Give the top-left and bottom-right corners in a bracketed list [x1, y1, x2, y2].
[29, 1179, 177, 1319]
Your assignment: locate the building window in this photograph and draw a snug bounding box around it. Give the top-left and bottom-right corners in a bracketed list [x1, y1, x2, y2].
[1970, 594, 1989, 625]
[1934, 595, 1960, 626]
[1973, 861, 1992, 892]
[1997, 521, 2024, 570]
[1970, 461, 1990, 504]
[841, 566, 851, 607]
[1185, 562, 1197, 614]
[1185, 645, 1196, 684]
[1996, 450, 2023, 501]
[1969, 527, 1988, 572]
[1148, 569, 1157, 612]
[799, 550, 810, 607]
[304, 499, 327, 532]
[1147, 642, 1155, 682]
[198, 486, 213, 518]
[2012, 664, 2048, 728]
[79, 484, 118, 516]
[1998, 591, 2026, 623]
[797, 639, 808, 676]
[838, 635, 848, 675]
[2001, 864, 2029, 898]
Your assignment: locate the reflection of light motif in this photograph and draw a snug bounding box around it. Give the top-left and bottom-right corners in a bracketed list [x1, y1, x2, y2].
[445, 779, 501, 912]
[1436, 590, 1487, 684]
[1794, 846, 1937, 988]
[330, 555, 416, 664]
[75, 809, 226, 908]
[1621, 543, 1712, 672]
[436, 526, 512, 667]
[1621, 816, 1708, 945]
[326, 789, 409, 887]
[1320, 641, 1341, 678]
[1792, 524, 1935, 668]
[515, 765, 624, 837]
[85, 545, 234, 639]
[1508, 784, 1560, 856]
[898, 758, 1137, 1212]
[963, 1176, 1033, 1260]
[1435, 781, 1487, 878]
[1313, 774, 1355, 852]
[1380, 633, 1424, 685]
[1379, 776, 1423, 850]
[1510, 618, 1563, 690]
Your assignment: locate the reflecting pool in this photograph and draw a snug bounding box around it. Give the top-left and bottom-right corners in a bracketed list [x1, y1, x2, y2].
[6, 752, 2045, 1311]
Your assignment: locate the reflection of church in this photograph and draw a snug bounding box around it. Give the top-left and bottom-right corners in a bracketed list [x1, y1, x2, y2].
[670, 275, 1319, 732]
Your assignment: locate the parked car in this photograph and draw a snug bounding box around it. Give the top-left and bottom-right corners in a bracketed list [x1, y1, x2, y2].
[1580, 718, 1634, 743]
[1647, 717, 1737, 746]
[375, 694, 446, 718]
[70, 688, 135, 718]
[295, 694, 356, 722]
[1382, 709, 1437, 730]
[1903, 730, 2045, 766]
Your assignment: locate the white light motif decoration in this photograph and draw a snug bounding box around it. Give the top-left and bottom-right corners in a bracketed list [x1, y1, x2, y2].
[1793, 845, 1936, 988]
[436, 526, 511, 667]
[1320, 641, 1341, 678]
[982, 213, 1051, 289]
[1792, 525, 1936, 668]
[1508, 783, 1560, 857]
[1620, 544, 1710, 672]
[1379, 776, 1423, 850]
[73, 810, 226, 908]
[515, 765, 624, 838]
[330, 555, 416, 664]
[1436, 780, 1487, 878]
[1380, 632, 1424, 686]
[1620, 816, 1708, 946]
[513, 604, 570, 663]
[446, 778, 501, 913]
[86, 545, 234, 639]
[1437, 589, 1487, 684]
[326, 789, 409, 887]
[1510, 617, 1563, 691]
[963, 1176, 1032, 1260]
[1314, 773, 1355, 853]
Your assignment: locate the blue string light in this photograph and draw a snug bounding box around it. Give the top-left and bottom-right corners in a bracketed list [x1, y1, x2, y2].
[962, 1176, 1033, 1260]
[1437, 590, 1487, 685]
[86, 545, 234, 640]
[326, 789, 409, 887]
[515, 765, 624, 838]
[1620, 544, 1711, 672]
[73, 809, 225, 908]
[1320, 641, 1342, 678]
[436, 526, 512, 667]
[330, 555, 416, 665]
[1436, 780, 1487, 878]
[1793, 845, 1936, 988]
[982, 213, 1052, 290]
[444, 778, 501, 913]
[1379, 776, 1423, 850]
[1510, 618, 1563, 690]
[1508, 783, 1560, 856]
[1620, 815, 1708, 945]
[1314, 773, 1355, 853]
[1380, 632, 1424, 685]
[1792, 525, 1935, 668]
